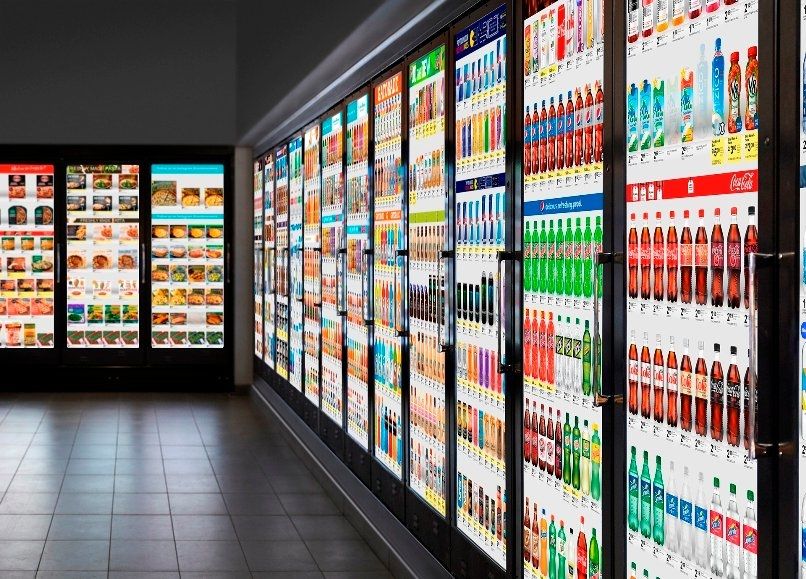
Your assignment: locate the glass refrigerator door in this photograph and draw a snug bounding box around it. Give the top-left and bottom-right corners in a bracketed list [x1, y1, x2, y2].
[346, 93, 372, 449]
[522, 2, 605, 578]
[0, 165, 55, 348]
[289, 136, 305, 391]
[304, 125, 322, 404]
[276, 145, 290, 380]
[150, 165, 225, 349]
[408, 44, 448, 516]
[66, 164, 140, 348]
[254, 160, 264, 359]
[373, 71, 405, 479]
[454, 4, 508, 568]
[264, 154, 276, 369]
[321, 112, 346, 425]
[800, 0, 806, 572]
[625, 2, 759, 578]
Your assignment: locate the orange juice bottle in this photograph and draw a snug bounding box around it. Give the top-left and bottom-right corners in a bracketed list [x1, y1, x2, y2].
[671, 0, 686, 26]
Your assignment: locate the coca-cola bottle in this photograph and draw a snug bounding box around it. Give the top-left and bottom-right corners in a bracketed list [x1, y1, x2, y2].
[640, 213, 651, 300]
[538, 311, 547, 384]
[531, 401, 539, 466]
[524, 311, 533, 379]
[680, 210, 693, 304]
[640, 332, 651, 419]
[743, 348, 753, 450]
[628, 330, 639, 415]
[667, 336, 679, 427]
[653, 335, 665, 423]
[694, 340, 708, 437]
[726, 207, 741, 308]
[726, 346, 741, 447]
[546, 407, 555, 476]
[710, 344, 724, 442]
[532, 104, 540, 174]
[653, 212, 665, 301]
[680, 338, 693, 431]
[667, 211, 679, 302]
[743, 206, 758, 310]
[711, 208, 724, 307]
[628, 214, 639, 299]
[538, 404, 547, 471]
[694, 209, 709, 305]
[524, 398, 532, 463]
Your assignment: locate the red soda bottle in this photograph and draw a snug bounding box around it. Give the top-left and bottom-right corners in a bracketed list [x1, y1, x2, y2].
[546, 407, 555, 476]
[557, 95, 566, 171]
[594, 81, 604, 163]
[726, 207, 741, 308]
[539, 100, 548, 174]
[711, 208, 724, 307]
[743, 206, 757, 309]
[574, 88, 584, 167]
[710, 344, 724, 441]
[743, 350, 752, 449]
[628, 330, 639, 415]
[583, 84, 594, 166]
[726, 346, 741, 447]
[524, 398, 532, 463]
[667, 211, 679, 302]
[547, 313, 555, 387]
[557, 2, 566, 62]
[653, 212, 665, 301]
[628, 214, 639, 299]
[680, 338, 693, 431]
[680, 210, 693, 304]
[524, 106, 532, 176]
[554, 409, 562, 478]
[694, 341, 708, 437]
[531, 401, 539, 466]
[565, 90, 575, 168]
[640, 213, 651, 300]
[653, 335, 665, 423]
[640, 332, 651, 419]
[694, 209, 708, 306]
[524, 310, 533, 379]
[538, 404, 547, 471]
[538, 311, 547, 385]
[547, 97, 556, 172]
[667, 336, 679, 427]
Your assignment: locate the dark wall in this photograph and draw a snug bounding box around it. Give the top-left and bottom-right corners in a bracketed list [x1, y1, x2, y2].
[0, 0, 236, 145]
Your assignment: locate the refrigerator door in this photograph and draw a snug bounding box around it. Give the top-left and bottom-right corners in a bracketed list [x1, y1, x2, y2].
[254, 160, 264, 360]
[289, 136, 305, 392]
[0, 164, 56, 351]
[66, 164, 141, 351]
[321, 111, 346, 427]
[304, 125, 322, 405]
[408, 43, 449, 516]
[453, 3, 509, 569]
[264, 153, 276, 369]
[522, 2, 606, 578]
[373, 70, 406, 479]
[275, 145, 291, 381]
[345, 92, 372, 450]
[624, 2, 759, 578]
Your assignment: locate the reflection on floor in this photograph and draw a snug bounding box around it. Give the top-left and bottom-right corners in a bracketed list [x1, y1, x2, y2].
[0, 391, 393, 578]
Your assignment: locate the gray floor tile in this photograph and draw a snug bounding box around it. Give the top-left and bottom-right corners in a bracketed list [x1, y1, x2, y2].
[55, 493, 113, 515]
[108, 573, 180, 579]
[223, 493, 284, 516]
[61, 474, 114, 493]
[115, 474, 167, 493]
[216, 475, 273, 494]
[116, 445, 162, 460]
[69, 445, 117, 459]
[110, 540, 179, 571]
[253, 573, 324, 579]
[163, 459, 213, 476]
[23, 446, 72, 460]
[116, 458, 164, 474]
[161, 445, 208, 459]
[15, 459, 68, 475]
[266, 475, 323, 494]
[278, 493, 340, 515]
[66, 458, 116, 475]
[0, 458, 22, 474]
[291, 516, 360, 541]
[0, 515, 52, 540]
[47, 514, 111, 540]
[112, 514, 174, 540]
[322, 573, 393, 579]
[240, 540, 317, 572]
[165, 474, 220, 493]
[36, 573, 106, 579]
[7, 474, 64, 493]
[0, 446, 29, 460]
[231, 515, 299, 542]
[175, 540, 248, 571]
[179, 573, 252, 579]
[305, 540, 387, 572]
[39, 539, 109, 571]
[114, 493, 170, 515]
[0, 541, 44, 570]
[0, 493, 59, 515]
[172, 515, 237, 541]
[0, 571, 34, 579]
[169, 493, 228, 515]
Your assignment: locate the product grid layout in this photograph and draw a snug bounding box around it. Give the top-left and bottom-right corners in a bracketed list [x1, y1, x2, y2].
[263, 153, 276, 370]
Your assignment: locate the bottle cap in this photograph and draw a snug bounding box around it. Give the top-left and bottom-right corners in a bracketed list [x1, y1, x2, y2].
[749, 46, 757, 58]
[670, 211, 675, 219]
[749, 206, 756, 215]
[731, 346, 737, 355]
[731, 207, 738, 216]
[699, 209, 705, 218]
[684, 209, 690, 218]
[747, 490, 754, 501]
[715, 38, 722, 51]
[714, 343, 720, 352]
[731, 51, 740, 62]
[714, 477, 720, 487]
[730, 483, 736, 493]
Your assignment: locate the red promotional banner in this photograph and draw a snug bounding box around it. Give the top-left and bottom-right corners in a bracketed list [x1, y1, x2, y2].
[626, 169, 758, 203]
[0, 165, 54, 174]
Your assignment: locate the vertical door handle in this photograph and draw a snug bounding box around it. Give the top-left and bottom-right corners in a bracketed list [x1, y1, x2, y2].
[593, 251, 625, 407]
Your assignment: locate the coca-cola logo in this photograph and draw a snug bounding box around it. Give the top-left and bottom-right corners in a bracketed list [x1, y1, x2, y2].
[729, 172, 756, 193]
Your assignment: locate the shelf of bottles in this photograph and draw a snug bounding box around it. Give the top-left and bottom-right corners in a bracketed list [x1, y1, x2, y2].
[522, 1, 604, 577]
[408, 43, 448, 516]
[373, 72, 405, 478]
[321, 112, 345, 425]
[289, 136, 305, 392]
[453, 4, 508, 568]
[346, 93, 372, 449]
[799, 0, 806, 567]
[275, 145, 290, 380]
[254, 160, 264, 360]
[264, 154, 276, 369]
[625, 1, 758, 578]
[304, 125, 322, 405]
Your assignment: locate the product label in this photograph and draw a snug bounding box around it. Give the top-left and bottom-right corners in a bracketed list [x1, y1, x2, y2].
[628, 242, 639, 266]
[726, 379, 740, 400]
[667, 367, 679, 393]
[657, 0, 669, 23]
[680, 242, 693, 267]
[680, 370, 693, 395]
[642, 6, 654, 32]
[695, 505, 708, 532]
[695, 373, 708, 399]
[641, 243, 651, 266]
[680, 498, 693, 525]
[666, 492, 679, 518]
[628, 11, 639, 38]
[710, 509, 724, 538]
[744, 523, 758, 555]
[582, 438, 591, 458]
[654, 365, 665, 391]
[727, 241, 741, 269]
[667, 241, 678, 268]
[653, 242, 664, 265]
[641, 361, 652, 385]
[711, 376, 724, 400]
[711, 242, 724, 269]
[591, 441, 601, 463]
[695, 242, 708, 267]
[726, 516, 741, 546]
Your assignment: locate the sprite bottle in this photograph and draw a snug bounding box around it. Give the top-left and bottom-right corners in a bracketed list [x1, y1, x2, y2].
[653, 455, 665, 546]
[641, 450, 652, 538]
[628, 446, 639, 531]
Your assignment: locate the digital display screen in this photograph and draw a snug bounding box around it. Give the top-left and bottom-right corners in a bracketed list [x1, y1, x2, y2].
[254, 160, 264, 358]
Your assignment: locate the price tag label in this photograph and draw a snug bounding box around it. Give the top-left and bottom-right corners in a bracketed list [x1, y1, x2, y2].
[694, 308, 706, 322]
[711, 137, 725, 165]
[653, 304, 662, 317]
[689, 19, 703, 35]
[745, 131, 759, 160]
[656, 33, 668, 48]
[745, 0, 758, 15]
[640, 302, 648, 314]
[681, 144, 694, 159]
[710, 309, 724, 324]
[727, 134, 743, 162]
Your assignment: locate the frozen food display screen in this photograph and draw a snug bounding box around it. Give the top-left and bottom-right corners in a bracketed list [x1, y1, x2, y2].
[150, 164, 225, 349]
[0, 165, 55, 348]
[289, 136, 304, 391]
[275, 145, 290, 380]
[373, 71, 405, 478]
[625, 2, 758, 578]
[521, 1, 604, 578]
[453, 4, 508, 567]
[799, 0, 806, 568]
[254, 160, 264, 358]
[304, 125, 322, 404]
[264, 154, 276, 369]
[408, 44, 448, 515]
[66, 164, 140, 348]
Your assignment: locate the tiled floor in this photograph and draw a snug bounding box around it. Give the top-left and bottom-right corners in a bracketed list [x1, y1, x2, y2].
[0, 392, 393, 578]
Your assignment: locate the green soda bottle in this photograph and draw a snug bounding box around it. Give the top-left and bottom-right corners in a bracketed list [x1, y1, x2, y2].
[589, 528, 600, 579]
[564, 217, 574, 296]
[640, 450, 652, 538]
[556, 520, 567, 579]
[548, 515, 556, 579]
[594, 215, 603, 297]
[546, 220, 556, 295]
[628, 446, 639, 531]
[532, 220, 541, 293]
[573, 217, 583, 297]
[524, 221, 532, 293]
[652, 455, 665, 546]
[538, 220, 548, 293]
[583, 216, 593, 298]
[555, 219, 564, 297]
[582, 320, 592, 396]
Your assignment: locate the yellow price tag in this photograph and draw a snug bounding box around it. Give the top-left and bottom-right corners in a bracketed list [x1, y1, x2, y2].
[727, 134, 742, 163]
[744, 131, 758, 160]
[710, 137, 725, 166]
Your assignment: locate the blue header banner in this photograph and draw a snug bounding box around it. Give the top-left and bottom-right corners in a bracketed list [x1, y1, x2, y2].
[524, 192, 603, 217]
[455, 4, 506, 60]
[152, 164, 223, 175]
[456, 172, 506, 194]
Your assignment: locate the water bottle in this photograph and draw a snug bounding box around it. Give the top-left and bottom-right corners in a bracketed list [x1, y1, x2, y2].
[710, 477, 724, 577]
[694, 471, 709, 568]
[725, 483, 741, 579]
[679, 466, 693, 559]
[665, 461, 678, 554]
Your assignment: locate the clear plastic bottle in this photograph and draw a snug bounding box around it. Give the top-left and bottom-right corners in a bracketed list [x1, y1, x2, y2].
[710, 477, 724, 576]
[694, 471, 709, 568]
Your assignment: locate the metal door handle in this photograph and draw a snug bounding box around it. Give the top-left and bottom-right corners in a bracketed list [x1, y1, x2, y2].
[55, 243, 61, 285]
[593, 252, 625, 407]
[140, 243, 146, 285]
[394, 249, 408, 337]
[438, 250, 454, 351]
[361, 248, 374, 325]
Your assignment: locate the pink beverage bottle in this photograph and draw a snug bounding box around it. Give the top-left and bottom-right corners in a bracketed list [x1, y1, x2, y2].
[547, 313, 555, 387]
[706, 0, 720, 12]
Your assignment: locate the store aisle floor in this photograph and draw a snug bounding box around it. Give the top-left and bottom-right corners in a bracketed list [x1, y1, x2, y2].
[0, 392, 393, 578]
